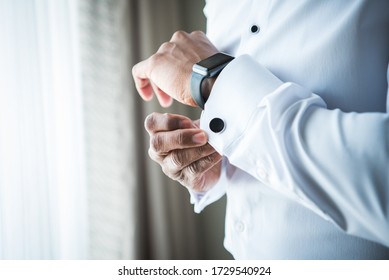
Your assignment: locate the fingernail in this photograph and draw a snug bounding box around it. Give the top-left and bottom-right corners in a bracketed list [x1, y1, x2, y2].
[192, 132, 207, 144]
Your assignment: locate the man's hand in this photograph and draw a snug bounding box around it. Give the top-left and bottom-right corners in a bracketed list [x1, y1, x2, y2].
[132, 31, 218, 107]
[145, 112, 222, 192]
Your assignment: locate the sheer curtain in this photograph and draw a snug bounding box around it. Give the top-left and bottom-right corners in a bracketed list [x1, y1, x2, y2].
[78, 0, 136, 259]
[0, 0, 88, 259]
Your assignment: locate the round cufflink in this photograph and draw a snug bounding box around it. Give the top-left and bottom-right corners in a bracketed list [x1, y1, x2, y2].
[209, 118, 225, 133]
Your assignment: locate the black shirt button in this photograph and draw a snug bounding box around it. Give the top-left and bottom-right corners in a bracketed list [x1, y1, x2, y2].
[209, 118, 225, 133]
[251, 25, 260, 34]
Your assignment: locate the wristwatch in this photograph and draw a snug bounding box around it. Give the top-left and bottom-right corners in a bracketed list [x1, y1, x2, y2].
[191, 52, 234, 109]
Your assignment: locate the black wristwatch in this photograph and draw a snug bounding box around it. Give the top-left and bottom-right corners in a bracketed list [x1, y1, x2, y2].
[191, 52, 234, 109]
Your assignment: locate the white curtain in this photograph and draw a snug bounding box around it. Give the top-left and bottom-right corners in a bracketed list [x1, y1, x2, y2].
[0, 0, 88, 259]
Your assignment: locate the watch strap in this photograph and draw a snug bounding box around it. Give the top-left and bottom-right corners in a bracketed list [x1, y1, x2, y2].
[191, 53, 234, 110]
[190, 72, 207, 109]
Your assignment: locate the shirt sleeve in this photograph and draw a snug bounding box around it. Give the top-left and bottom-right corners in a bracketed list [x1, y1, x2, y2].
[199, 54, 389, 247]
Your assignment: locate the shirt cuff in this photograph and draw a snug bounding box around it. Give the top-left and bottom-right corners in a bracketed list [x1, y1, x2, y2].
[200, 54, 283, 155]
[188, 157, 228, 213]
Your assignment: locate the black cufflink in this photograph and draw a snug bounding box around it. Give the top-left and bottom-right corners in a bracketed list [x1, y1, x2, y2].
[209, 118, 225, 133]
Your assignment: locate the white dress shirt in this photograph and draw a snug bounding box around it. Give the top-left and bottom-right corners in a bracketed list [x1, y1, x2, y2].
[191, 0, 389, 259]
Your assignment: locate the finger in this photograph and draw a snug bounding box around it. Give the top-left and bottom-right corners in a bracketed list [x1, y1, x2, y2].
[164, 143, 216, 172]
[187, 154, 222, 193]
[185, 152, 222, 177]
[132, 60, 154, 101]
[170, 152, 222, 186]
[137, 79, 154, 101]
[149, 142, 216, 166]
[150, 81, 174, 108]
[145, 112, 195, 134]
[156, 90, 173, 108]
[150, 129, 207, 154]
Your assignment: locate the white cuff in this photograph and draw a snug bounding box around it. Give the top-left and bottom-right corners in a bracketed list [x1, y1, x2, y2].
[189, 157, 228, 213]
[200, 54, 283, 155]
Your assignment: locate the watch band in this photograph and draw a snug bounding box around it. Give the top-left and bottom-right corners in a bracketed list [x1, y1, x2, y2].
[190, 72, 207, 109]
[190, 53, 234, 110]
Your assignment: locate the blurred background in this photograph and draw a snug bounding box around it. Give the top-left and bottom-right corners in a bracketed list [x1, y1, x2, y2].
[0, 0, 232, 259]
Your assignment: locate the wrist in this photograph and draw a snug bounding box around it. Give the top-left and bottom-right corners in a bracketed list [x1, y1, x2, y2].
[201, 77, 217, 103]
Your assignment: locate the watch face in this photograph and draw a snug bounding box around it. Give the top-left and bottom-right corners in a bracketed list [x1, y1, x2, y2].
[198, 53, 234, 69]
[193, 53, 234, 76]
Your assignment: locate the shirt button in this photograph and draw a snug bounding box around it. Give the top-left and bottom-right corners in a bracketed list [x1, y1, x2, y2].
[250, 25, 260, 34]
[235, 221, 245, 233]
[209, 118, 225, 133]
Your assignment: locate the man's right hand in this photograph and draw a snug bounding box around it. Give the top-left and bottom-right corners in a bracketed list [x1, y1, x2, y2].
[145, 112, 222, 193]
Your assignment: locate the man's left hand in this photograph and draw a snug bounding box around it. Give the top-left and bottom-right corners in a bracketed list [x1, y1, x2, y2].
[132, 31, 218, 107]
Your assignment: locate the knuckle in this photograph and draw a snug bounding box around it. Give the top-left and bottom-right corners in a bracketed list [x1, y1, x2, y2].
[170, 151, 186, 169]
[148, 147, 160, 162]
[177, 171, 187, 183]
[190, 30, 204, 37]
[159, 41, 175, 52]
[162, 163, 181, 181]
[150, 134, 163, 152]
[161, 164, 170, 176]
[171, 30, 187, 41]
